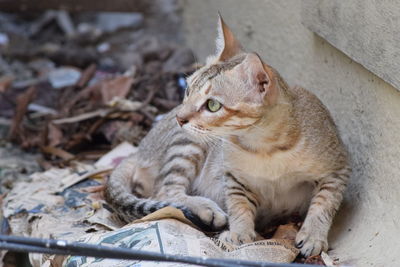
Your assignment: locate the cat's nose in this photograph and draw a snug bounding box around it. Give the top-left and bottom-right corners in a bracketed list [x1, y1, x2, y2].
[176, 115, 189, 127]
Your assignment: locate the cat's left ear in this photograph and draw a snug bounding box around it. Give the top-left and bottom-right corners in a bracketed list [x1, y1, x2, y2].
[237, 53, 279, 105]
[215, 14, 243, 61]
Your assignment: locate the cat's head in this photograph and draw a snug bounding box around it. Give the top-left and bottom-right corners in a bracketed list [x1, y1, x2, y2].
[177, 16, 286, 138]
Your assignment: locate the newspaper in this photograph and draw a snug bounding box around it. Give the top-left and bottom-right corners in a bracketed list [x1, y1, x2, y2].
[65, 207, 299, 267]
[1, 142, 300, 267]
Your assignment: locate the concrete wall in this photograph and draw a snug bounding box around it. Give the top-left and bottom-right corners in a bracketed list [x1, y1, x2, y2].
[302, 0, 400, 91]
[182, 1, 400, 266]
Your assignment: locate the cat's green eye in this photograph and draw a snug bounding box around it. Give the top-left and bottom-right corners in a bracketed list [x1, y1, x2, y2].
[206, 99, 222, 112]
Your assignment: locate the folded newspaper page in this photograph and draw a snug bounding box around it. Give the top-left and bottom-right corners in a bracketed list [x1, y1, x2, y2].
[65, 207, 299, 266]
[1, 142, 300, 267]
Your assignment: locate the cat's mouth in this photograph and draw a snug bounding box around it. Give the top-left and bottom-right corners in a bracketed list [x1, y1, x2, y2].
[182, 124, 220, 144]
[184, 124, 210, 135]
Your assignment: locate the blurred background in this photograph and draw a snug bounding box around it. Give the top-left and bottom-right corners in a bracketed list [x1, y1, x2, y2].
[0, 0, 193, 174]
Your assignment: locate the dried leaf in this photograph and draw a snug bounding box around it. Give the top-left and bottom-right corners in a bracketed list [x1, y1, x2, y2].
[47, 123, 63, 147]
[305, 255, 326, 265]
[100, 76, 134, 104]
[107, 98, 143, 112]
[8, 86, 37, 141]
[272, 223, 299, 240]
[59, 167, 111, 192]
[61, 81, 103, 114]
[0, 75, 14, 93]
[41, 146, 74, 161]
[52, 108, 110, 124]
[77, 63, 97, 88]
[320, 252, 337, 266]
[81, 185, 106, 193]
[36, 157, 53, 170]
[153, 97, 179, 110]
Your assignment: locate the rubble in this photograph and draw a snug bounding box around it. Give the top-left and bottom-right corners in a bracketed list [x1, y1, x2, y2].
[95, 12, 144, 32]
[48, 67, 81, 88]
[0, 9, 195, 168]
[0, 33, 9, 46]
[0, 144, 40, 194]
[2, 143, 301, 267]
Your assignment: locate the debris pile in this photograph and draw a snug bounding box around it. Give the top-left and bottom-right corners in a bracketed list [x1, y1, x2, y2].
[0, 9, 333, 267]
[0, 10, 195, 169]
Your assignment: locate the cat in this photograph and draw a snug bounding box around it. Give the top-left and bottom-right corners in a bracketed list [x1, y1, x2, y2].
[105, 16, 351, 257]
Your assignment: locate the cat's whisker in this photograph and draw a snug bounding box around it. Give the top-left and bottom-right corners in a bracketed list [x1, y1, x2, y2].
[204, 132, 243, 152]
[246, 122, 265, 132]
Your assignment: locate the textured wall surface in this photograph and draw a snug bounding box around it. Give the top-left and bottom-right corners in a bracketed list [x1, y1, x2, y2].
[182, 1, 400, 266]
[302, 0, 400, 91]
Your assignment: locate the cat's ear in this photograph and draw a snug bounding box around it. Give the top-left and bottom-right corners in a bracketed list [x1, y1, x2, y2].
[237, 53, 278, 105]
[215, 14, 243, 62]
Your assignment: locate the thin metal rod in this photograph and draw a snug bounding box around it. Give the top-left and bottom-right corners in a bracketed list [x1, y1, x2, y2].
[0, 235, 312, 267]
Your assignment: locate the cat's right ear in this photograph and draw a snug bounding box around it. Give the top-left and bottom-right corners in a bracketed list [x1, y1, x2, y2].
[215, 14, 243, 62]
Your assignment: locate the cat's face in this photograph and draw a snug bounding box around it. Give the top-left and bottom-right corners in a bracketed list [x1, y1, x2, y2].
[176, 17, 280, 138]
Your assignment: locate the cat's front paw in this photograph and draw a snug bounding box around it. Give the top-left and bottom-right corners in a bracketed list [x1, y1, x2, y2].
[219, 229, 257, 245]
[185, 196, 228, 231]
[295, 227, 328, 257]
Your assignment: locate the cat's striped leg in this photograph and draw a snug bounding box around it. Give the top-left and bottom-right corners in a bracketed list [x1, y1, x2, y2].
[155, 137, 227, 231]
[219, 172, 259, 244]
[296, 167, 350, 256]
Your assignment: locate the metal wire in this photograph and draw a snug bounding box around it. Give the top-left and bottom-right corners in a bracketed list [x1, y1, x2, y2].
[0, 235, 314, 267]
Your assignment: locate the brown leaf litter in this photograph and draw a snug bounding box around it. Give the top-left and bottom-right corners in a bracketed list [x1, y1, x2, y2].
[0, 11, 195, 169]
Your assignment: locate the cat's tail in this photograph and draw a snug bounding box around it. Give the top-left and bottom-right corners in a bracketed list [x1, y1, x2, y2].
[105, 155, 220, 232]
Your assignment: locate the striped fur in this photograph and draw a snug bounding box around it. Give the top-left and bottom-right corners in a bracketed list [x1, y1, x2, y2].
[105, 110, 228, 231]
[106, 16, 351, 257]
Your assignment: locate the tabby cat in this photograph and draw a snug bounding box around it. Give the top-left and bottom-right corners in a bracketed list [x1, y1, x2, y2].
[106, 16, 351, 257]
